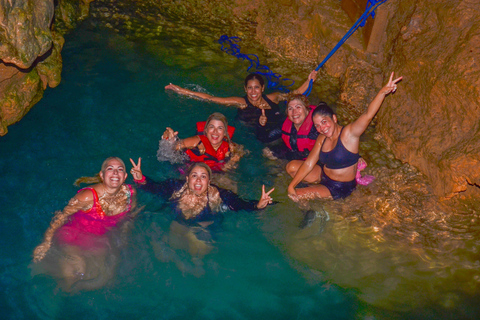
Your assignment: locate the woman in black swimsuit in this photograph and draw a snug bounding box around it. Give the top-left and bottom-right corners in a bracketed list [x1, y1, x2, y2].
[287, 72, 402, 200]
[129, 158, 274, 257]
[165, 71, 317, 143]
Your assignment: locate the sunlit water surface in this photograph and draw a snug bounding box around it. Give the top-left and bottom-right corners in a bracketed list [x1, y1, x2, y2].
[1, 20, 480, 320]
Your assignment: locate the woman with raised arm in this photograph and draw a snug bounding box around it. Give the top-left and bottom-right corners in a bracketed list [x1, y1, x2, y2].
[130, 158, 273, 258]
[33, 157, 137, 291]
[159, 112, 244, 171]
[165, 71, 318, 143]
[287, 72, 402, 200]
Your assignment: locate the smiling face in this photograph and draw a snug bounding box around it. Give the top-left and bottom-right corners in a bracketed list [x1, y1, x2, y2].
[205, 119, 226, 149]
[100, 158, 127, 189]
[313, 113, 338, 137]
[244, 79, 264, 104]
[287, 99, 309, 129]
[186, 165, 210, 195]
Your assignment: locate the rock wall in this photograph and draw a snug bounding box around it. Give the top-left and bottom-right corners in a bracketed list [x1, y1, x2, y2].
[376, 0, 480, 199]
[0, 0, 93, 135]
[0, 0, 56, 135]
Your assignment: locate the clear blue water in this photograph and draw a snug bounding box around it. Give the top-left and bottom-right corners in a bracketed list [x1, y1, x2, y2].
[0, 24, 367, 319]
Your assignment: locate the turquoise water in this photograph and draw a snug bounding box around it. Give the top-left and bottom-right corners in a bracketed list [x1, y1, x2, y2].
[0, 24, 364, 319]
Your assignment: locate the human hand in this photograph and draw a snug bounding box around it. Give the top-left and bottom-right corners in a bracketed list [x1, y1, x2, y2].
[165, 83, 182, 93]
[33, 242, 51, 262]
[129, 157, 143, 181]
[259, 109, 267, 127]
[308, 70, 318, 82]
[162, 127, 178, 141]
[381, 72, 403, 95]
[257, 185, 275, 209]
[287, 185, 299, 202]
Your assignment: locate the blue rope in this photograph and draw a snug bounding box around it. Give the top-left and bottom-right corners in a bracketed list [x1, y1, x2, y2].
[218, 35, 295, 93]
[303, 0, 389, 96]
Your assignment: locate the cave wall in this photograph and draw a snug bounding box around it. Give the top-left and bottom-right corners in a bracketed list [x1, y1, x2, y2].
[375, 0, 480, 198]
[0, 0, 93, 135]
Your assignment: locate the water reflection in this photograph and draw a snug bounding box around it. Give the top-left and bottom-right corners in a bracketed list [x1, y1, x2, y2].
[268, 131, 480, 314]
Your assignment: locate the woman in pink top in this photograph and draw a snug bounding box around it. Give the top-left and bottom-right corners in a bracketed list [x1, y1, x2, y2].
[33, 157, 137, 292]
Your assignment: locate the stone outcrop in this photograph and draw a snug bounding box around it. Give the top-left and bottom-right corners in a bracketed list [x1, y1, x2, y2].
[0, 0, 93, 135]
[0, 0, 57, 135]
[376, 0, 480, 199]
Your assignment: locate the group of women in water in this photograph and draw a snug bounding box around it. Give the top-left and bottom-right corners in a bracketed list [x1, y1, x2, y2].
[32, 69, 401, 291]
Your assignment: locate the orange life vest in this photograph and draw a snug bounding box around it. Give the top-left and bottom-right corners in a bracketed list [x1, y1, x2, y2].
[185, 121, 235, 170]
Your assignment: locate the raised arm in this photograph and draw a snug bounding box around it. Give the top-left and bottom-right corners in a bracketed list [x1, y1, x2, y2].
[162, 127, 202, 151]
[33, 191, 93, 262]
[165, 83, 246, 107]
[287, 135, 324, 195]
[293, 70, 318, 95]
[217, 184, 274, 211]
[350, 72, 402, 138]
[269, 70, 318, 103]
[130, 157, 181, 198]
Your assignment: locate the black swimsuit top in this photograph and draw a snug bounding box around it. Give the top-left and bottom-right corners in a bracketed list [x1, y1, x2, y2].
[319, 127, 360, 169]
[237, 94, 282, 126]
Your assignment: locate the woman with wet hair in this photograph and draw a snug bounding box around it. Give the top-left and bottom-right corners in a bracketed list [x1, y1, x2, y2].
[287, 72, 402, 201]
[165, 71, 318, 143]
[130, 158, 274, 257]
[161, 112, 244, 171]
[33, 157, 137, 292]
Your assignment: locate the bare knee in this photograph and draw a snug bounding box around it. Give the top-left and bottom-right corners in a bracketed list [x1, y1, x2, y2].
[286, 161, 302, 178]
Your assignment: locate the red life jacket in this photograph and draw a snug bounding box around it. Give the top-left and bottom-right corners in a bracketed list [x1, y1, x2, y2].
[281, 106, 316, 154]
[185, 121, 236, 170]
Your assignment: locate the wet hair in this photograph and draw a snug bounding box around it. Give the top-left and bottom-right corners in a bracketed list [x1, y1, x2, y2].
[74, 157, 126, 186]
[312, 101, 335, 119]
[285, 93, 310, 115]
[204, 112, 229, 139]
[101, 157, 126, 173]
[244, 73, 265, 87]
[187, 162, 212, 180]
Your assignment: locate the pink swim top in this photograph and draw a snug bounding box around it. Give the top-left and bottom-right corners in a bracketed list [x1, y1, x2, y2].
[56, 185, 133, 251]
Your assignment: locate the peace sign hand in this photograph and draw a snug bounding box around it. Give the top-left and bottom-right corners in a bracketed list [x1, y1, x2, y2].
[259, 109, 267, 127]
[381, 72, 403, 95]
[257, 185, 275, 209]
[129, 157, 143, 181]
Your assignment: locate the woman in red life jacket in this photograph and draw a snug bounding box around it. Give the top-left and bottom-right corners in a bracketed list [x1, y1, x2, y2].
[263, 94, 319, 162]
[161, 112, 244, 171]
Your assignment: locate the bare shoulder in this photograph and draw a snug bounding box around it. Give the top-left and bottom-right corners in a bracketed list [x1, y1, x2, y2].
[75, 185, 99, 202]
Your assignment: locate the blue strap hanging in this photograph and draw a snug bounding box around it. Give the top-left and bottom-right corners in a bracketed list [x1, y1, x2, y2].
[218, 35, 295, 93]
[303, 0, 389, 96]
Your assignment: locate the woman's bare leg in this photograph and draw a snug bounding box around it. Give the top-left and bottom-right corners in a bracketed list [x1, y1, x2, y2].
[295, 184, 332, 199]
[286, 161, 322, 183]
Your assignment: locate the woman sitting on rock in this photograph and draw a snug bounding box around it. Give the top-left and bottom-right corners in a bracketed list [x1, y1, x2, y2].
[165, 71, 318, 143]
[287, 72, 402, 200]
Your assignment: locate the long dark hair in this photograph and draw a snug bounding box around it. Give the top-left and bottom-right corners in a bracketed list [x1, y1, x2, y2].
[244, 73, 265, 87]
[312, 102, 335, 119]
